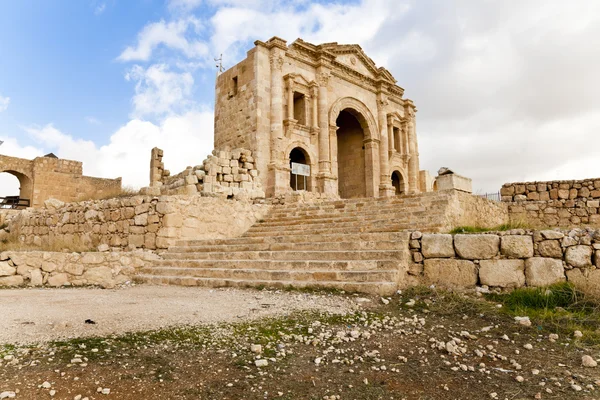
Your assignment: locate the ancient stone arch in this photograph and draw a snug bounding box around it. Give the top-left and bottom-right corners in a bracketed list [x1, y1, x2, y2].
[328, 97, 379, 141]
[284, 141, 316, 192]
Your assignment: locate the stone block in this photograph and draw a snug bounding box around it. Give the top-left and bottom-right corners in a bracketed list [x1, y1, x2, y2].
[423, 259, 477, 288]
[0, 261, 16, 276]
[565, 245, 593, 268]
[0, 275, 24, 287]
[64, 263, 85, 276]
[500, 186, 515, 196]
[47, 273, 69, 287]
[479, 259, 525, 288]
[566, 269, 600, 295]
[421, 234, 454, 258]
[538, 240, 563, 258]
[162, 213, 183, 228]
[81, 253, 105, 264]
[501, 236, 533, 258]
[454, 234, 499, 260]
[558, 189, 570, 199]
[29, 269, 43, 286]
[525, 258, 565, 287]
[83, 266, 114, 289]
[540, 230, 564, 240]
[134, 213, 148, 226]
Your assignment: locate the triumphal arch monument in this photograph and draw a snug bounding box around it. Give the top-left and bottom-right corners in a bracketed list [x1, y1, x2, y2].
[214, 37, 426, 199]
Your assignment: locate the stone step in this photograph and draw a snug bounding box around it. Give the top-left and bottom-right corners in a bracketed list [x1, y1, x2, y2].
[167, 240, 402, 253]
[258, 210, 442, 226]
[242, 224, 440, 237]
[245, 216, 438, 233]
[174, 232, 409, 247]
[135, 275, 397, 295]
[149, 259, 402, 271]
[161, 250, 404, 261]
[140, 267, 398, 283]
[266, 200, 447, 217]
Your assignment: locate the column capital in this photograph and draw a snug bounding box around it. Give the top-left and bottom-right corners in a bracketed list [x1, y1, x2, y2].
[269, 54, 284, 71]
[316, 71, 331, 86]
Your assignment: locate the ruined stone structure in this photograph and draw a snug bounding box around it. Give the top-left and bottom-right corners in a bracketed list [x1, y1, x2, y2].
[145, 147, 265, 200]
[0, 153, 121, 208]
[214, 37, 426, 199]
[502, 178, 600, 228]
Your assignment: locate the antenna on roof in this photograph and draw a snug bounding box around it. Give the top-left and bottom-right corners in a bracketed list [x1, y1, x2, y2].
[215, 54, 224, 76]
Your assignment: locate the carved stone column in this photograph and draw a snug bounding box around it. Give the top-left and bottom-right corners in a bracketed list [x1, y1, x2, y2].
[286, 78, 294, 120]
[406, 105, 419, 193]
[387, 115, 395, 155]
[266, 51, 287, 197]
[311, 84, 319, 129]
[377, 94, 394, 197]
[316, 69, 336, 194]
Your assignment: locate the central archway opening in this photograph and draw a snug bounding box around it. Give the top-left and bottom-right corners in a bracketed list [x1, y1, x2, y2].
[289, 147, 310, 191]
[336, 109, 366, 199]
[0, 171, 32, 209]
[391, 170, 404, 195]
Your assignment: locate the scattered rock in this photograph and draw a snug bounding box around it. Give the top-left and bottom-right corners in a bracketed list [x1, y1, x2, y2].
[582, 355, 597, 368]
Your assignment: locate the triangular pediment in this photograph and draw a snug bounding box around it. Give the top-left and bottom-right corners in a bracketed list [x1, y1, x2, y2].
[321, 43, 397, 84]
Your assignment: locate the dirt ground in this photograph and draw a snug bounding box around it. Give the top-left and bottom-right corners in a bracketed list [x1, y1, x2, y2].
[0, 286, 357, 344]
[1, 287, 600, 400]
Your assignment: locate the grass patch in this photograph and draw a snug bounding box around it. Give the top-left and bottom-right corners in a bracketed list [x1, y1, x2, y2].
[449, 221, 529, 234]
[486, 282, 600, 344]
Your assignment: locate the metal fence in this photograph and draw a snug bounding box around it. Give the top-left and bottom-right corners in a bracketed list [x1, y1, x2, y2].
[476, 192, 501, 202]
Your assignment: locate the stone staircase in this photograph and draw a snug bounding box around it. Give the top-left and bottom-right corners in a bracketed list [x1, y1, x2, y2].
[136, 192, 452, 295]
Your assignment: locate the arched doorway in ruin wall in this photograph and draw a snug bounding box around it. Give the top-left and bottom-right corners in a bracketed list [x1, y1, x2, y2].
[287, 145, 314, 192]
[329, 97, 378, 199]
[391, 170, 407, 195]
[0, 169, 33, 208]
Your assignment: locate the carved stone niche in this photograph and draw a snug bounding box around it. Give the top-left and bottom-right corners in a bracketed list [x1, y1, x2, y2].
[283, 73, 318, 138]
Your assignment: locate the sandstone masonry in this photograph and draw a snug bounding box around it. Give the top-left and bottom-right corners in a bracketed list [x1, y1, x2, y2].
[502, 178, 600, 227]
[409, 228, 600, 293]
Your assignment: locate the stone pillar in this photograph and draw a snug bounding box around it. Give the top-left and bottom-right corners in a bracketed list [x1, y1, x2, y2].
[387, 115, 395, 155]
[377, 94, 394, 197]
[286, 78, 294, 120]
[266, 50, 287, 197]
[364, 139, 379, 198]
[311, 85, 319, 128]
[316, 69, 336, 194]
[406, 105, 419, 193]
[150, 147, 164, 188]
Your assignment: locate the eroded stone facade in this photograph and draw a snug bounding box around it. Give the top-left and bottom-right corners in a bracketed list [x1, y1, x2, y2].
[214, 37, 427, 199]
[0, 154, 121, 207]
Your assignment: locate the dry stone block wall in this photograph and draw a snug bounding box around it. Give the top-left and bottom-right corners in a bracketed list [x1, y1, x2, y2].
[409, 228, 600, 293]
[4, 195, 270, 251]
[147, 148, 265, 200]
[502, 178, 600, 228]
[0, 250, 158, 289]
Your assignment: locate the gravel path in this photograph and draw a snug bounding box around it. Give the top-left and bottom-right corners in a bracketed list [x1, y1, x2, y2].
[0, 285, 359, 345]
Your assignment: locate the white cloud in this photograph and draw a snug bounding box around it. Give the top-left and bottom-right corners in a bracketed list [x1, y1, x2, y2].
[94, 3, 106, 15]
[125, 64, 194, 118]
[85, 116, 101, 125]
[0, 95, 10, 112]
[117, 18, 208, 62]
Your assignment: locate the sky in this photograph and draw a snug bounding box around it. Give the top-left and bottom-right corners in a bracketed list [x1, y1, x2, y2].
[0, 0, 599, 196]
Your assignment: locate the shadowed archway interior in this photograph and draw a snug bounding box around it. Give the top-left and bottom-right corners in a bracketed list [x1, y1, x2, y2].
[289, 147, 310, 191]
[336, 109, 366, 199]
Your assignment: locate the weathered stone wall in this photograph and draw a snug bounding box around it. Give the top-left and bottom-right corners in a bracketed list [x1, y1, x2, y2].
[0, 154, 121, 207]
[145, 148, 265, 201]
[440, 190, 508, 230]
[408, 228, 600, 293]
[0, 250, 158, 289]
[502, 178, 600, 228]
[3, 195, 270, 251]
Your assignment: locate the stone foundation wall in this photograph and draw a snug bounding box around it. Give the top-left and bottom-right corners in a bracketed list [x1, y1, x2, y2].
[502, 178, 600, 228]
[0, 250, 158, 289]
[3, 195, 270, 251]
[408, 228, 600, 293]
[440, 190, 509, 230]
